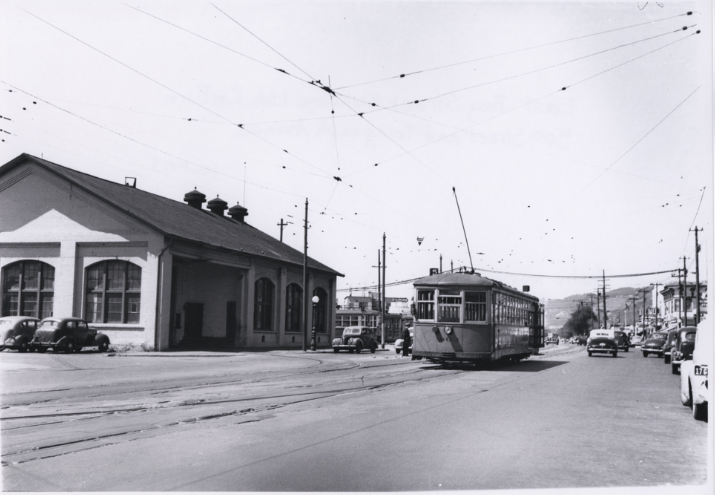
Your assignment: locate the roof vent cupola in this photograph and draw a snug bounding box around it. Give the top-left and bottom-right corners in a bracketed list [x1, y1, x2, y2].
[184, 188, 206, 209]
[228, 203, 249, 223]
[207, 196, 228, 216]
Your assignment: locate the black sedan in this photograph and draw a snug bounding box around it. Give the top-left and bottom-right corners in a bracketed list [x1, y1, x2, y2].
[642, 331, 669, 358]
[31, 317, 110, 353]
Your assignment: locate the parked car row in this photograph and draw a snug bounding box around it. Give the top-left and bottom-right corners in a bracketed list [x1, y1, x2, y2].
[679, 320, 710, 422]
[0, 316, 111, 353]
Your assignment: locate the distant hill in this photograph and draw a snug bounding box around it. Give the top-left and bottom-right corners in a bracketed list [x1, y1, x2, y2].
[545, 287, 653, 331]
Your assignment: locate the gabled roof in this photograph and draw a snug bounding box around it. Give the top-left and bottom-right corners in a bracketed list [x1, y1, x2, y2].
[0, 154, 342, 277]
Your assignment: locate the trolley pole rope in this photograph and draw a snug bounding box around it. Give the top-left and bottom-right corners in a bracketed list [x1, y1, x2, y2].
[453, 187, 474, 272]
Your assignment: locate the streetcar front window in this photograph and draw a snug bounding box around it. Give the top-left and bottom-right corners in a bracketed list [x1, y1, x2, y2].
[417, 290, 435, 320]
[464, 291, 487, 322]
[438, 290, 461, 323]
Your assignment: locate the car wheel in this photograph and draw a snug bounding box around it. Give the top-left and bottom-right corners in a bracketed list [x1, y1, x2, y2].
[672, 363, 679, 375]
[355, 343, 363, 354]
[395, 349, 401, 354]
[37, 347, 47, 353]
[16, 339, 29, 353]
[624, 346, 629, 353]
[97, 340, 109, 353]
[657, 352, 663, 358]
[348, 348, 354, 353]
[664, 355, 670, 364]
[370, 344, 376, 354]
[333, 348, 339, 353]
[643, 352, 648, 357]
[693, 402, 708, 422]
[75, 347, 83, 353]
[588, 351, 592, 357]
[612, 351, 617, 358]
[64, 339, 76, 354]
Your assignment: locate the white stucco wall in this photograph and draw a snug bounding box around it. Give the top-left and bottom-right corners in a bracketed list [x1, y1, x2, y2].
[0, 163, 164, 349]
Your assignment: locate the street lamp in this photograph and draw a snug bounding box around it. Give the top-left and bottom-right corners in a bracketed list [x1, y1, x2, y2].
[310, 295, 319, 351]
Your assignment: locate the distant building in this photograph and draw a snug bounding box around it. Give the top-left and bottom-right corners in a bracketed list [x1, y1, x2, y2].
[660, 282, 707, 328]
[0, 154, 342, 350]
[335, 292, 412, 341]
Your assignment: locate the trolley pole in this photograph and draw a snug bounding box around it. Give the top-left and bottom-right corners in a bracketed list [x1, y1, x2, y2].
[302, 199, 309, 352]
[381, 233, 386, 349]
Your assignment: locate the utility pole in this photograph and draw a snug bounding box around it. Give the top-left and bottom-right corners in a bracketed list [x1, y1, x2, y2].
[672, 268, 683, 327]
[596, 289, 601, 328]
[589, 293, 594, 329]
[681, 256, 689, 326]
[691, 226, 703, 324]
[451, 260, 453, 273]
[302, 199, 309, 352]
[371, 250, 381, 321]
[277, 218, 287, 242]
[602, 270, 608, 328]
[381, 233, 386, 349]
[652, 283, 661, 330]
[637, 287, 648, 337]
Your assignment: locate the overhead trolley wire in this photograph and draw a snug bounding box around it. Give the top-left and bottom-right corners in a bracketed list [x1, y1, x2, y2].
[581, 85, 700, 191]
[24, 8, 334, 179]
[211, 3, 318, 82]
[334, 11, 696, 90]
[340, 25, 697, 114]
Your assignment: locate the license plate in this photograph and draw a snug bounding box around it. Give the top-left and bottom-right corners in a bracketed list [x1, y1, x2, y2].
[695, 366, 708, 376]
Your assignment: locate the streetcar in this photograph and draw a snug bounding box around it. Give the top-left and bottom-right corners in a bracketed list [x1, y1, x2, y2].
[409, 270, 544, 364]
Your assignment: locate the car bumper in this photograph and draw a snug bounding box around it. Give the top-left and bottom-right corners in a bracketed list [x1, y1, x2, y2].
[332, 345, 357, 350]
[588, 346, 616, 353]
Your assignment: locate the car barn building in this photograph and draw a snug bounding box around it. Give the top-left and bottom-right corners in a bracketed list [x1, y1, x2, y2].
[0, 154, 342, 351]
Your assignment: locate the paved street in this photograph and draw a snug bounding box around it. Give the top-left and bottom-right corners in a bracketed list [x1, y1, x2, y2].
[1, 344, 709, 491]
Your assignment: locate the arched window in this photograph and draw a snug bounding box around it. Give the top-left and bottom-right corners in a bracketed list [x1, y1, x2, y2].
[285, 283, 302, 333]
[2, 261, 54, 318]
[313, 287, 328, 333]
[254, 278, 274, 330]
[85, 261, 142, 323]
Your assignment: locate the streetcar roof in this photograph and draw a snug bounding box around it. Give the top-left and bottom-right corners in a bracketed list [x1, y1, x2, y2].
[410, 272, 539, 301]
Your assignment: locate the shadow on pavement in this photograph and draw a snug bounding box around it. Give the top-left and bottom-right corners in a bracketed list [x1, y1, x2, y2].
[415, 359, 569, 372]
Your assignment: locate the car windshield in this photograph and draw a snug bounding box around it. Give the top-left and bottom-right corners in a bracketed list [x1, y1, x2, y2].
[39, 320, 60, 329]
[651, 333, 667, 340]
[684, 333, 696, 342]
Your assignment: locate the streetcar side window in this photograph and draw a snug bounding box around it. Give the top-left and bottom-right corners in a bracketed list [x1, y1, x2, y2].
[417, 290, 435, 321]
[464, 291, 487, 322]
[438, 290, 461, 323]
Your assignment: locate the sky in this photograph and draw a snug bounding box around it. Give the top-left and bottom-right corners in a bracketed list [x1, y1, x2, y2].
[1, 0, 712, 302]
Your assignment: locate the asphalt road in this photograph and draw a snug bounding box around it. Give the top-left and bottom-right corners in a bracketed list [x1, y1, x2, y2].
[1, 344, 710, 492]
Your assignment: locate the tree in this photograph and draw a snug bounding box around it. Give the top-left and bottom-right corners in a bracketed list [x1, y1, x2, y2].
[561, 305, 597, 338]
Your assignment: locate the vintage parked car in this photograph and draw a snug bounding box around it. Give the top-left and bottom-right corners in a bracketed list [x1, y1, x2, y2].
[662, 329, 679, 364]
[332, 326, 378, 354]
[394, 328, 413, 355]
[641, 331, 669, 358]
[30, 317, 110, 353]
[671, 327, 697, 375]
[574, 335, 587, 346]
[613, 330, 630, 352]
[0, 316, 40, 352]
[587, 329, 618, 357]
[680, 319, 710, 422]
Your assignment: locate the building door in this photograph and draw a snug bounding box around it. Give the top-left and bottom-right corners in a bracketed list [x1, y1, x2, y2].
[183, 303, 204, 343]
[226, 301, 237, 343]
